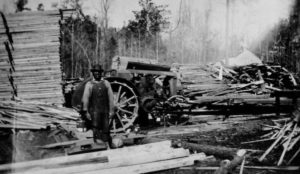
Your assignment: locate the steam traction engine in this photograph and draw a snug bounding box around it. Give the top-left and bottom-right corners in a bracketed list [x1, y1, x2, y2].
[72, 57, 190, 133]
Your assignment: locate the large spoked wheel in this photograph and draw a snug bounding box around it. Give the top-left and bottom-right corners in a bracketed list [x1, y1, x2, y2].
[165, 95, 191, 126]
[109, 80, 139, 133]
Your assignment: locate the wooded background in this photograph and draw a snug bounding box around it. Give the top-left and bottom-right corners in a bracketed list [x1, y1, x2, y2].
[8, 0, 300, 78]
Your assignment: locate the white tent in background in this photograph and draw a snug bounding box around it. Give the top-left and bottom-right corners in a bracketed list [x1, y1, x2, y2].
[223, 49, 263, 67]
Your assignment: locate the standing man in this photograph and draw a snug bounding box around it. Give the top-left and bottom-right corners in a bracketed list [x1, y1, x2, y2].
[81, 64, 114, 149]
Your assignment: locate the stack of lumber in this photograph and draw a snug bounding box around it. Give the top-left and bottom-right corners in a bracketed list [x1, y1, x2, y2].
[0, 10, 64, 104]
[0, 140, 208, 174]
[0, 100, 79, 130]
[0, 12, 14, 100]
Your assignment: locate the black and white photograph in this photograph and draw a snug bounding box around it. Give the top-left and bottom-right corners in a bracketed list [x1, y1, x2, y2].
[0, 0, 300, 173]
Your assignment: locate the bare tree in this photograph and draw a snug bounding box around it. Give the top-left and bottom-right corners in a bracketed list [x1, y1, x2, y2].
[93, 0, 114, 65]
[101, 0, 113, 30]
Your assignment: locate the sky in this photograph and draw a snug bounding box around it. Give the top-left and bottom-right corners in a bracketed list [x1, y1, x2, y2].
[0, 0, 296, 49]
[0, 0, 181, 28]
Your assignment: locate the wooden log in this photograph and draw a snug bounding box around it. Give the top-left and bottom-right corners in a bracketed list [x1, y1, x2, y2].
[214, 150, 246, 174]
[87, 153, 207, 174]
[241, 138, 276, 144]
[179, 142, 238, 159]
[0, 141, 172, 172]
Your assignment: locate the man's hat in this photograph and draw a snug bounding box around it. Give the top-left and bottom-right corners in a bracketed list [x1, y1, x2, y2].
[90, 64, 104, 72]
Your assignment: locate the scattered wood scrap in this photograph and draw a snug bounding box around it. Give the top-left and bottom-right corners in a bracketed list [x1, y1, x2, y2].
[243, 117, 300, 166]
[0, 100, 79, 130]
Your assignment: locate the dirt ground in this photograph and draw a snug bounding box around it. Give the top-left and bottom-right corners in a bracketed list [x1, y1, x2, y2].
[149, 118, 300, 174]
[5, 116, 300, 174]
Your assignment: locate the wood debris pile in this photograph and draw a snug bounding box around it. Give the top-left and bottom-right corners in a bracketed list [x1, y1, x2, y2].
[0, 100, 79, 130]
[256, 118, 300, 166]
[176, 64, 298, 97]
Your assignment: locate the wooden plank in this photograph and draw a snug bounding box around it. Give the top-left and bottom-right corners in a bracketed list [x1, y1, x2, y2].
[13, 56, 60, 63]
[17, 87, 62, 94]
[0, 24, 60, 33]
[14, 65, 61, 72]
[14, 79, 61, 85]
[12, 42, 59, 50]
[0, 26, 59, 34]
[12, 72, 61, 77]
[0, 19, 59, 29]
[12, 38, 60, 45]
[16, 82, 61, 89]
[89, 153, 207, 174]
[0, 46, 60, 57]
[180, 166, 300, 171]
[4, 10, 60, 17]
[6, 54, 60, 61]
[13, 62, 61, 69]
[0, 141, 172, 172]
[0, 124, 42, 130]
[12, 76, 62, 82]
[3, 15, 60, 23]
[3, 32, 59, 41]
[20, 149, 191, 174]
